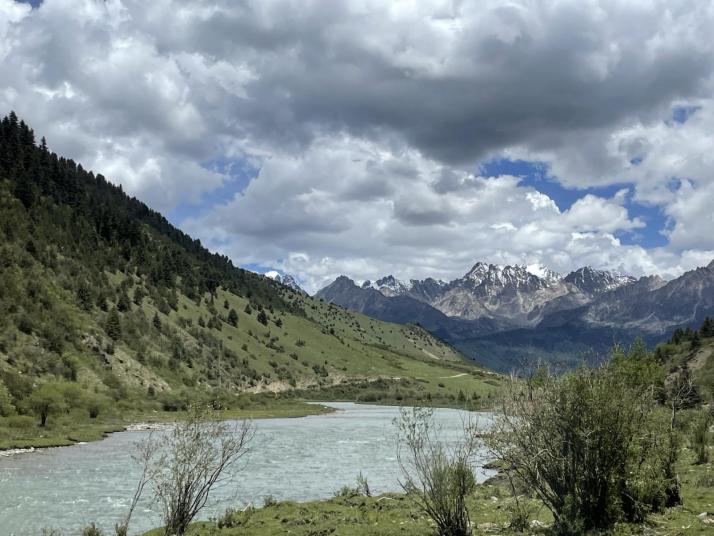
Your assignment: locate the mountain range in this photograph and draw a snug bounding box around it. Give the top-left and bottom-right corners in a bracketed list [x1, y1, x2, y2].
[316, 261, 714, 371]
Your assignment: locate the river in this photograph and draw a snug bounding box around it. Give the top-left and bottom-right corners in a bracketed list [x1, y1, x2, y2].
[0, 402, 494, 535]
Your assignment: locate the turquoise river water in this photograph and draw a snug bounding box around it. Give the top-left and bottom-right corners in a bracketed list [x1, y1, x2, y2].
[0, 402, 493, 535]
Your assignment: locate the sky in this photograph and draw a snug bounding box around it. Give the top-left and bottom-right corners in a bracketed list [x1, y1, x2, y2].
[3, 0, 714, 293]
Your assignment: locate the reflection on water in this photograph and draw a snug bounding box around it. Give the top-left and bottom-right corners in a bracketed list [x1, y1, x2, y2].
[0, 402, 493, 535]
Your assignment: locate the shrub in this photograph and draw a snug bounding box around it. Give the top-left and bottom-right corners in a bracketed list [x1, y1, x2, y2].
[81, 523, 104, 536]
[3, 414, 35, 430]
[396, 407, 477, 536]
[134, 405, 254, 536]
[488, 366, 677, 534]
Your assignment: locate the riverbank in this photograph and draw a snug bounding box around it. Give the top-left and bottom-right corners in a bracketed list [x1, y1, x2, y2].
[148, 451, 714, 536]
[0, 399, 333, 452]
[0, 388, 493, 452]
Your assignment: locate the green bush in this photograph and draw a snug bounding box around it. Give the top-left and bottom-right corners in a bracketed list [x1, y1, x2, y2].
[489, 366, 677, 534]
[0, 378, 15, 416]
[3, 414, 35, 430]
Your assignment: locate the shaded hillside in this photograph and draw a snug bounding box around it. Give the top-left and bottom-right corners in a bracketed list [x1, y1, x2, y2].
[0, 113, 500, 448]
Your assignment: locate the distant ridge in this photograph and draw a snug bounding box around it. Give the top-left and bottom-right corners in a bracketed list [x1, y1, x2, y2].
[317, 260, 714, 371]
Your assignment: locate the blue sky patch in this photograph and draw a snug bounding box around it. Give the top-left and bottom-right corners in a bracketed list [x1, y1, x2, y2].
[167, 157, 258, 225]
[480, 157, 669, 248]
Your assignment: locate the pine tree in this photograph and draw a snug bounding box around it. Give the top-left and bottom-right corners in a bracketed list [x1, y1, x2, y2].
[117, 292, 131, 312]
[671, 328, 685, 345]
[153, 312, 162, 331]
[105, 307, 122, 340]
[76, 283, 93, 312]
[227, 308, 238, 327]
[691, 331, 701, 351]
[257, 310, 268, 326]
[700, 317, 714, 338]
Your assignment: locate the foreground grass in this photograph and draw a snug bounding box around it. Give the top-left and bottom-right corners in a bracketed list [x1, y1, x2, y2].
[148, 452, 713, 536]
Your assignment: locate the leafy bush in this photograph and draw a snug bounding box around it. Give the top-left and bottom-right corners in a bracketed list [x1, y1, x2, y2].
[488, 366, 678, 534]
[396, 407, 477, 536]
[3, 414, 35, 430]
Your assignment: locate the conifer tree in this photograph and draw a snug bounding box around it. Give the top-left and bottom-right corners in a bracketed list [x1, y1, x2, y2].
[257, 310, 268, 326]
[227, 308, 238, 327]
[105, 307, 122, 340]
[691, 331, 701, 351]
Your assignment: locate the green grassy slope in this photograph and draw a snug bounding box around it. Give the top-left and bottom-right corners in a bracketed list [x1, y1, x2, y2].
[655, 330, 714, 401]
[0, 114, 500, 449]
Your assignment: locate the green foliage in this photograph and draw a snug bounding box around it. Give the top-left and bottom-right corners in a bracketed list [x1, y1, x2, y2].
[610, 338, 665, 394]
[227, 308, 238, 327]
[26, 382, 67, 427]
[397, 407, 477, 536]
[257, 310, 268, 326]
[105, 307, 122, 340]
[489, 365, 678, 534]
[0, 378, 15, 416]
[691, 409, 712, 464]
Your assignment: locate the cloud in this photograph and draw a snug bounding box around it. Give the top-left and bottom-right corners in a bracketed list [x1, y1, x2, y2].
[1, 0, 713, 289]
[184, 137, 668, 292]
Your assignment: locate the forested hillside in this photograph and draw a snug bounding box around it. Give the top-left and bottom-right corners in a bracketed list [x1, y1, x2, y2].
[0, 113, 499, 448]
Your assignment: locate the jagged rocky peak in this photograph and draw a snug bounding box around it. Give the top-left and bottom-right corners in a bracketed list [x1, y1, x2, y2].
[361, 275, 411, 297]
[264, 271, 306, 294]
[708, 258, 714, 270]
[526, 263, 563, 284]
[459, 262, 558, 290]
[563, 266, 636, 295]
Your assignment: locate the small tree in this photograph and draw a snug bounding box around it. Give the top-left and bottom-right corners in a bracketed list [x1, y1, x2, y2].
[0, 378, 15, 416]
[152, 312, 162, 331]
[135, 405, 254, 536]
[227, 308, 238, 327]
[105, 307, 122, 340]
[396, 407, 478, 536]
[27, 382, 67, 427]
[256, 310, 268, 326]
[691, 409, 712, 464]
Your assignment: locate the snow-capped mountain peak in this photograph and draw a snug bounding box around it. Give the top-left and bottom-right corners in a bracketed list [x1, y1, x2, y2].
[563, 266, 635, 295]
[526, 263, 562, 283]
[264, 271, 306, 294]
[362, 275, 410, 297]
